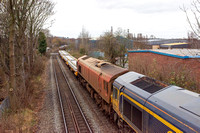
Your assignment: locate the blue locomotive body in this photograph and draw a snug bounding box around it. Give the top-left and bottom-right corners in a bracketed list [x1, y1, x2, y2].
[113, 72, 200, 133]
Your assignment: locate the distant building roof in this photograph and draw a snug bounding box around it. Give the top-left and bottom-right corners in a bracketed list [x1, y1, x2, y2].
[89, 37, 99, 40]
[160, 42, 189, 48]
[161, 42, 188, 46]
[128, 49, 200, 59]
[148, 39, 188, 45]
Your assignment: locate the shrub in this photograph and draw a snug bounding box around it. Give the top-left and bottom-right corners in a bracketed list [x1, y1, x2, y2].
[38, 32, 47, 55]
[79, 48, 86, 55]
[131, 56, 198, 92]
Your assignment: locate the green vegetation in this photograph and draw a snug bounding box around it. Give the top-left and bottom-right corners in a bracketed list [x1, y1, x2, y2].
[38, 32, 47, 55]
[79, 47, 86, 55]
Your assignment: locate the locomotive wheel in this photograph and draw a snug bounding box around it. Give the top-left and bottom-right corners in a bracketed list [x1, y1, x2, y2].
[90, 89, 94, 99]
[118, 118, 123, 129]
[114, 112, 118, 123]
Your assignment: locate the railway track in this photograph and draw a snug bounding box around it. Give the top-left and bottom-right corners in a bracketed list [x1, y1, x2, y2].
[52, 55, 92, 133]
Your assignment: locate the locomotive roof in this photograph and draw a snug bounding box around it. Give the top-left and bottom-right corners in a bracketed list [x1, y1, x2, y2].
[150, 86, 200, 117]
[148, 86, 200, 129]
[78, 55, 128, 82]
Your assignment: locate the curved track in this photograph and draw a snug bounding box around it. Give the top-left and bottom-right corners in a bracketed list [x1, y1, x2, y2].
[52, 55, 92, 133]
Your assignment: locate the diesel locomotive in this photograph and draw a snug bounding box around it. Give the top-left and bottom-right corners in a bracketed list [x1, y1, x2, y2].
[59, 50, 200, 133]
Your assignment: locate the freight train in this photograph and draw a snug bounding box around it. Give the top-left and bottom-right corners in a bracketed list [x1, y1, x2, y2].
[58, 50, 200, 133]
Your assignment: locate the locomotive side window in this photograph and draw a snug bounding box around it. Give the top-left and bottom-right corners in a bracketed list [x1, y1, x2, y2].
[123, 99, 131, 119]
[113, 87, 118, 99]
[123, 98, 142, 131]
[79, 65, 81, 73]
[131, 104, 142, 130]
[104, 80, 108, 93]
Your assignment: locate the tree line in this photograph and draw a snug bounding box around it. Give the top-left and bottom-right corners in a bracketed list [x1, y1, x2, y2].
[72, 27, 150, 68]
[0, 0, 54, 110]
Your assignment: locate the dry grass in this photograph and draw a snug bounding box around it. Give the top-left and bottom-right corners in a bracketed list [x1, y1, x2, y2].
[0, 108, 36, 132]
[0, 55, 48, 132]
[68, 50, 84, 59]
[131, 56, 198, 93]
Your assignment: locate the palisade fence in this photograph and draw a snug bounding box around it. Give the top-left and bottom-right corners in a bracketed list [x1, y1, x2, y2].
[0, 98, 9, 118]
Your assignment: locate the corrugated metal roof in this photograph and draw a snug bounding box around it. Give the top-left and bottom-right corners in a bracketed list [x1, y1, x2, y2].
[148, 39, 188, 45]
[161, 42, 188, 46]
[153, 49, 200, 56]
[128, 49, 200, 59]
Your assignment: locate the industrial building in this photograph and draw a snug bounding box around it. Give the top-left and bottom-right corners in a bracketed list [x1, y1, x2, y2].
[128, 49, 200, 92]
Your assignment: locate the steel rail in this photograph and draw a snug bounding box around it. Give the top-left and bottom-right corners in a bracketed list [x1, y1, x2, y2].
[52, 56, 68, 133]
[57, 56, 92, 133]
[64, 92, 80, 133]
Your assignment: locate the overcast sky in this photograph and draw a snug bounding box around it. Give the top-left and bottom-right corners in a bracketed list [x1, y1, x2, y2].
[49, 0, 193, 39]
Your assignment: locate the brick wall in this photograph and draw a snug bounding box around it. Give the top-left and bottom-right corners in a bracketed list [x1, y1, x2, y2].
[128, 52, 200, 92]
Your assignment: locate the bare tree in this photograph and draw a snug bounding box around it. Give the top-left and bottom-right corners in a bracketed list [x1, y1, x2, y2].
[100, 31, 118, 64]
[78, 26, 90, 54]
[133, 33, 150, 49]
[0, 0, 55, 110]
[188, 32, 200, 48]
[115, 28, 129, 68]
[182, 1, 200, 38]
[182, 0, 200, 49]
[79, 26, 90, 40]
[6, 1, 17, 108]
[27, 0, 54, 71]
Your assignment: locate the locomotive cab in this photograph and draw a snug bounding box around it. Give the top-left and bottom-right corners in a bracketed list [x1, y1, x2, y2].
[111, 82, 120, 118]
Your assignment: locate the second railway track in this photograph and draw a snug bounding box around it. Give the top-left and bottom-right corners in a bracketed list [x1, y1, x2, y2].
[53, 55, 92, 133]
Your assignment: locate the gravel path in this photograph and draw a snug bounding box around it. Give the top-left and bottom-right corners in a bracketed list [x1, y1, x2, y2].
[37, 55, 62, 133]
